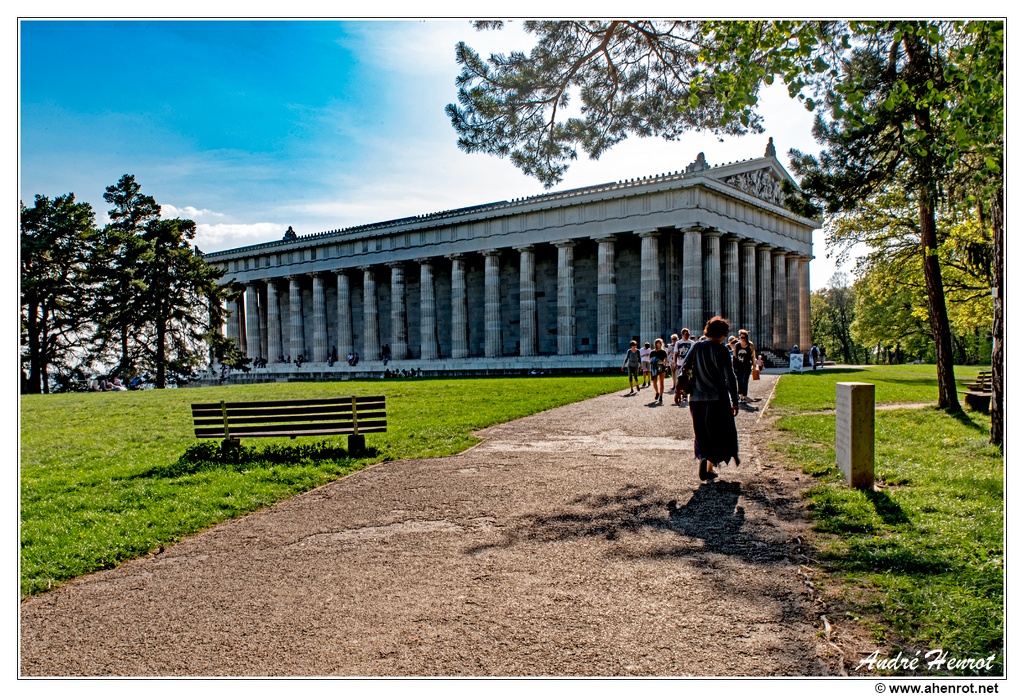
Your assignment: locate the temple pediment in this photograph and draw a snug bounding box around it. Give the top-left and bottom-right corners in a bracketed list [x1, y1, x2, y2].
[684, 139, 801, 209]
[720, 167, 786, 207]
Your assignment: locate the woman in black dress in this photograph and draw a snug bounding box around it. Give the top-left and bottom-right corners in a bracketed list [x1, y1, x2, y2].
[680, 316, 740, 481]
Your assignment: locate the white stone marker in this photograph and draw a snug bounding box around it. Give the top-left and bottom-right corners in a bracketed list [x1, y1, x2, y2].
[835, 382, 875, 489]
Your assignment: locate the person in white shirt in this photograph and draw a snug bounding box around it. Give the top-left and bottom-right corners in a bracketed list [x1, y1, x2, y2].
[639, 342, 652, 388]
[673, 328, 695, 405]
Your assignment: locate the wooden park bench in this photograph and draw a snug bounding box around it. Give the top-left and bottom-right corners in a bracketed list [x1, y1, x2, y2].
[962, 371, 993, 413]
[191, 395, 386, 454]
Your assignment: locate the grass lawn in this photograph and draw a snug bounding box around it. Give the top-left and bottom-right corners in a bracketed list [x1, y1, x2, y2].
[20, 376, 622, 598]
[767, 365, 1003, 675]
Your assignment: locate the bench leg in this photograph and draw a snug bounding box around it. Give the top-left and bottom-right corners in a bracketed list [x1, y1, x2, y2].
[221, 437, 242, 460]
[348, 434, 365, 455]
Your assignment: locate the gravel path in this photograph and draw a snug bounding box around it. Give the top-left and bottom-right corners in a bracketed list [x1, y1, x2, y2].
[20, 373, 839, 676]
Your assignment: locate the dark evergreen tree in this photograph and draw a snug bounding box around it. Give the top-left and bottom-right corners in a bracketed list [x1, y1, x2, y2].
[90, 174, 161, 378]
[19, 194, 97, 393]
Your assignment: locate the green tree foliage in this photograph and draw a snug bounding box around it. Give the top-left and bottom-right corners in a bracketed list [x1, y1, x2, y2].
[787, 22, 1001, 413]
[449, 20, 1002, 424]
[20, 194, 98, 394]
[824, 176, 992, 365]
[139, 217, 231, 388]
[447, 21, 760, 188]
[850, 263, 933, 364]
[810, 273, 861, 365]
[90, 174, 162, 377]
[21, 176, 235, 391]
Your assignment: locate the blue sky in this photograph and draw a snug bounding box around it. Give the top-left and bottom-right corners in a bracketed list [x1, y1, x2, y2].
[20, 19, 855, 288]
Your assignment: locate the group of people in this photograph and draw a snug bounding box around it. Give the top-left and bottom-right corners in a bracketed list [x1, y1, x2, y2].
[93, 375, 147, 391]
[381, 368, 422, 379]
[621, 317, 759, 482]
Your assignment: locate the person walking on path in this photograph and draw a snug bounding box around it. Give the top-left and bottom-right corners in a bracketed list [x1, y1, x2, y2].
[649, 338, 668, 405]
[810, 343, 820, 370]
[666, 334, 679, 392]
[732, 329, 756, 405]
[673, 329, 695, 406]
[620, 340, 642, 395]
[639, 342, 652, 388]
[680, 316, 740, 482]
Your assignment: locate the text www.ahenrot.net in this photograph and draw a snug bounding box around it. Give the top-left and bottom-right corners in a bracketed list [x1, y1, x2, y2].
[883, 684, 1000, 694]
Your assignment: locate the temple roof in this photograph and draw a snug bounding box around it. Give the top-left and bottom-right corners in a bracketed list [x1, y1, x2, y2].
[204, 147, 813, 259]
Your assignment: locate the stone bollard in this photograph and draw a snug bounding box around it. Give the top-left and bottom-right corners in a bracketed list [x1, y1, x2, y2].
[835, 382, 875, 490]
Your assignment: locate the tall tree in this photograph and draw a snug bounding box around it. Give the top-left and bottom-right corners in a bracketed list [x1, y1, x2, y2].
[449, 20, 1003, 419]
[810, 273, 859, 364]
[20, 195, 97, 393]
[138, 217, 231, 388]
[91, 174, 161, 378]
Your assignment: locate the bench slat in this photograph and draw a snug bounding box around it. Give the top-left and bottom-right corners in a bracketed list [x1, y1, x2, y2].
[192, 409, 387, 426]
[191, 396, 384, 411]
[193, 419, 385, 433]
[190, 405, 386, 419]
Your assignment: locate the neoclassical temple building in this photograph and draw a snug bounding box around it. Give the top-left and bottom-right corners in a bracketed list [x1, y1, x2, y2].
[205, 141, 819, 377]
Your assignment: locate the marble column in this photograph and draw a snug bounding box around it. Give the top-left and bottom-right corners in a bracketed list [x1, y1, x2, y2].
[596, 236, 617, 354]
[419, 259, 438, 360]
[245, 283, 262, 361]
[258, 286, 269, 361]
[288, 276, 305, 360]
[740, 241, 758, 336]
[517, 246, 537, 357]
[227, 296, 243, 352]
[757, 245, 773, 351]
[557, 240, 577, 355]
[389, 263, 408, 360]
[639, 230, 661, 343]
[266, 279, 283, 362]
[483, 250, 502, 357]
[681, 226, 703, 333]
[362, 268, 379, 361]
[799, 256, 813, 351]
[450, 255, 468, 359]
[772, 250, 788, 350]
[311, 272, 328, 363]
[722, 235, 740, 327]
[702, 229, 723, 321]
[335, 270, 354, 359]
[786, 253, 801, 351]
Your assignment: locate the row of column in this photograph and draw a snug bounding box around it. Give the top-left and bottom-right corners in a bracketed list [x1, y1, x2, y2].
[225, 229, 811, 364]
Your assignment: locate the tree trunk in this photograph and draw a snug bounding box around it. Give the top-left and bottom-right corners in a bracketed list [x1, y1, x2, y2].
[119, 319, 130, 377]
[919, 191, 962, 413]
[40, 302, 51, 394]
[990, 183, 1003, 447]
[155, 318, 166, 389]
[25, 296, 43, 394]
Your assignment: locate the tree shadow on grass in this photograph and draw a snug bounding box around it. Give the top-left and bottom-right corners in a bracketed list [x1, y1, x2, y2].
[865, 489, 911, 526]
[948, 408, 990, 434]
[132, 440, 377, 478]
[466, 480, 787, 565]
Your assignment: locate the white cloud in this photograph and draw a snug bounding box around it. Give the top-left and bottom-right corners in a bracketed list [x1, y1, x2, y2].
[337, 20, 534, 79]
[195, 222, 286, 251]
[162, 204, 226, 221]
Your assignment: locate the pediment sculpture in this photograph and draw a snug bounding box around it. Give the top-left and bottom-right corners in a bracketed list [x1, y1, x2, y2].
[723, 169, 785, 206]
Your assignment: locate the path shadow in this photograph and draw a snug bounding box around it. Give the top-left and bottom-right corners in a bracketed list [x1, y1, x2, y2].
[466, 481, 787, 566]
